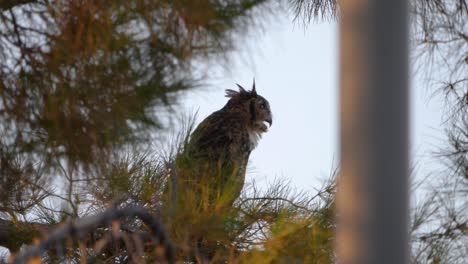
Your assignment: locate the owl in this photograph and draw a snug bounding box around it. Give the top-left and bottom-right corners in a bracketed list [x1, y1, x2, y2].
[167, 81, 272, 258]
[181, 81, 272, 205]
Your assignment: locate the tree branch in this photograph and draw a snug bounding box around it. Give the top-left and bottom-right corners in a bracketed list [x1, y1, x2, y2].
[6, 206, 174, 264]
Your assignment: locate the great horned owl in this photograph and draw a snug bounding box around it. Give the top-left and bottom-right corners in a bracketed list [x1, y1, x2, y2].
[167, 81, 271, 258]
[179, 81, 272, 207]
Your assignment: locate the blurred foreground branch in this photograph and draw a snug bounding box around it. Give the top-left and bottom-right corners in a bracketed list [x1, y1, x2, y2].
[11, 206, 174, 264]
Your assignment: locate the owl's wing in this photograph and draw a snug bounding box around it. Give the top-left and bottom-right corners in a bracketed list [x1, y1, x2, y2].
[188, 110, 251, 164]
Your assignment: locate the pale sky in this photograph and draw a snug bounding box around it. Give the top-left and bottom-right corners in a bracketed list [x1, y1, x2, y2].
[177, 12, 446, 192]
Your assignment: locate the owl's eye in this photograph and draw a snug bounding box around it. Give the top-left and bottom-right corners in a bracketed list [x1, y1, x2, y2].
[259, 103, 266, 109]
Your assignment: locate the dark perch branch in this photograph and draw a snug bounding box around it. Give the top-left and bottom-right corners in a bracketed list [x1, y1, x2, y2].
[12, 206, 174, 264]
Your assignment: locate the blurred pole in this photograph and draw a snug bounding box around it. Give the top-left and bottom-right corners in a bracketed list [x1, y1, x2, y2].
[336, 0, 409, 263]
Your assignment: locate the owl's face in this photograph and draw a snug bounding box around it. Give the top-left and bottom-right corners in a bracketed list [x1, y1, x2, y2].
[250, 95, 272, 133]
[225, 81, 272, 133]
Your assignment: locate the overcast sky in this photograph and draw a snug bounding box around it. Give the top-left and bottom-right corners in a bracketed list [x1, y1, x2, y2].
[177, 12, 446, 192]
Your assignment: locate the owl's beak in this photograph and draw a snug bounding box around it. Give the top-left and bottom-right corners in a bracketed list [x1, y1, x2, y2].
[259, 116, 272, 132]
[265, 116, 272, 127]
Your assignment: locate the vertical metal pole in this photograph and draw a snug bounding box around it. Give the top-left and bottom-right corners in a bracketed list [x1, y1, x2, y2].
[336, 0, 409, 263]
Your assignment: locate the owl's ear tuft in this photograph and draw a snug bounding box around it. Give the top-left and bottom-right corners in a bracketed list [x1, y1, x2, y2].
[251, 79, 257, 97]
[236, 83, 247, 93]
[226, 82, 257, 99]
[225, 89, 238, 98]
